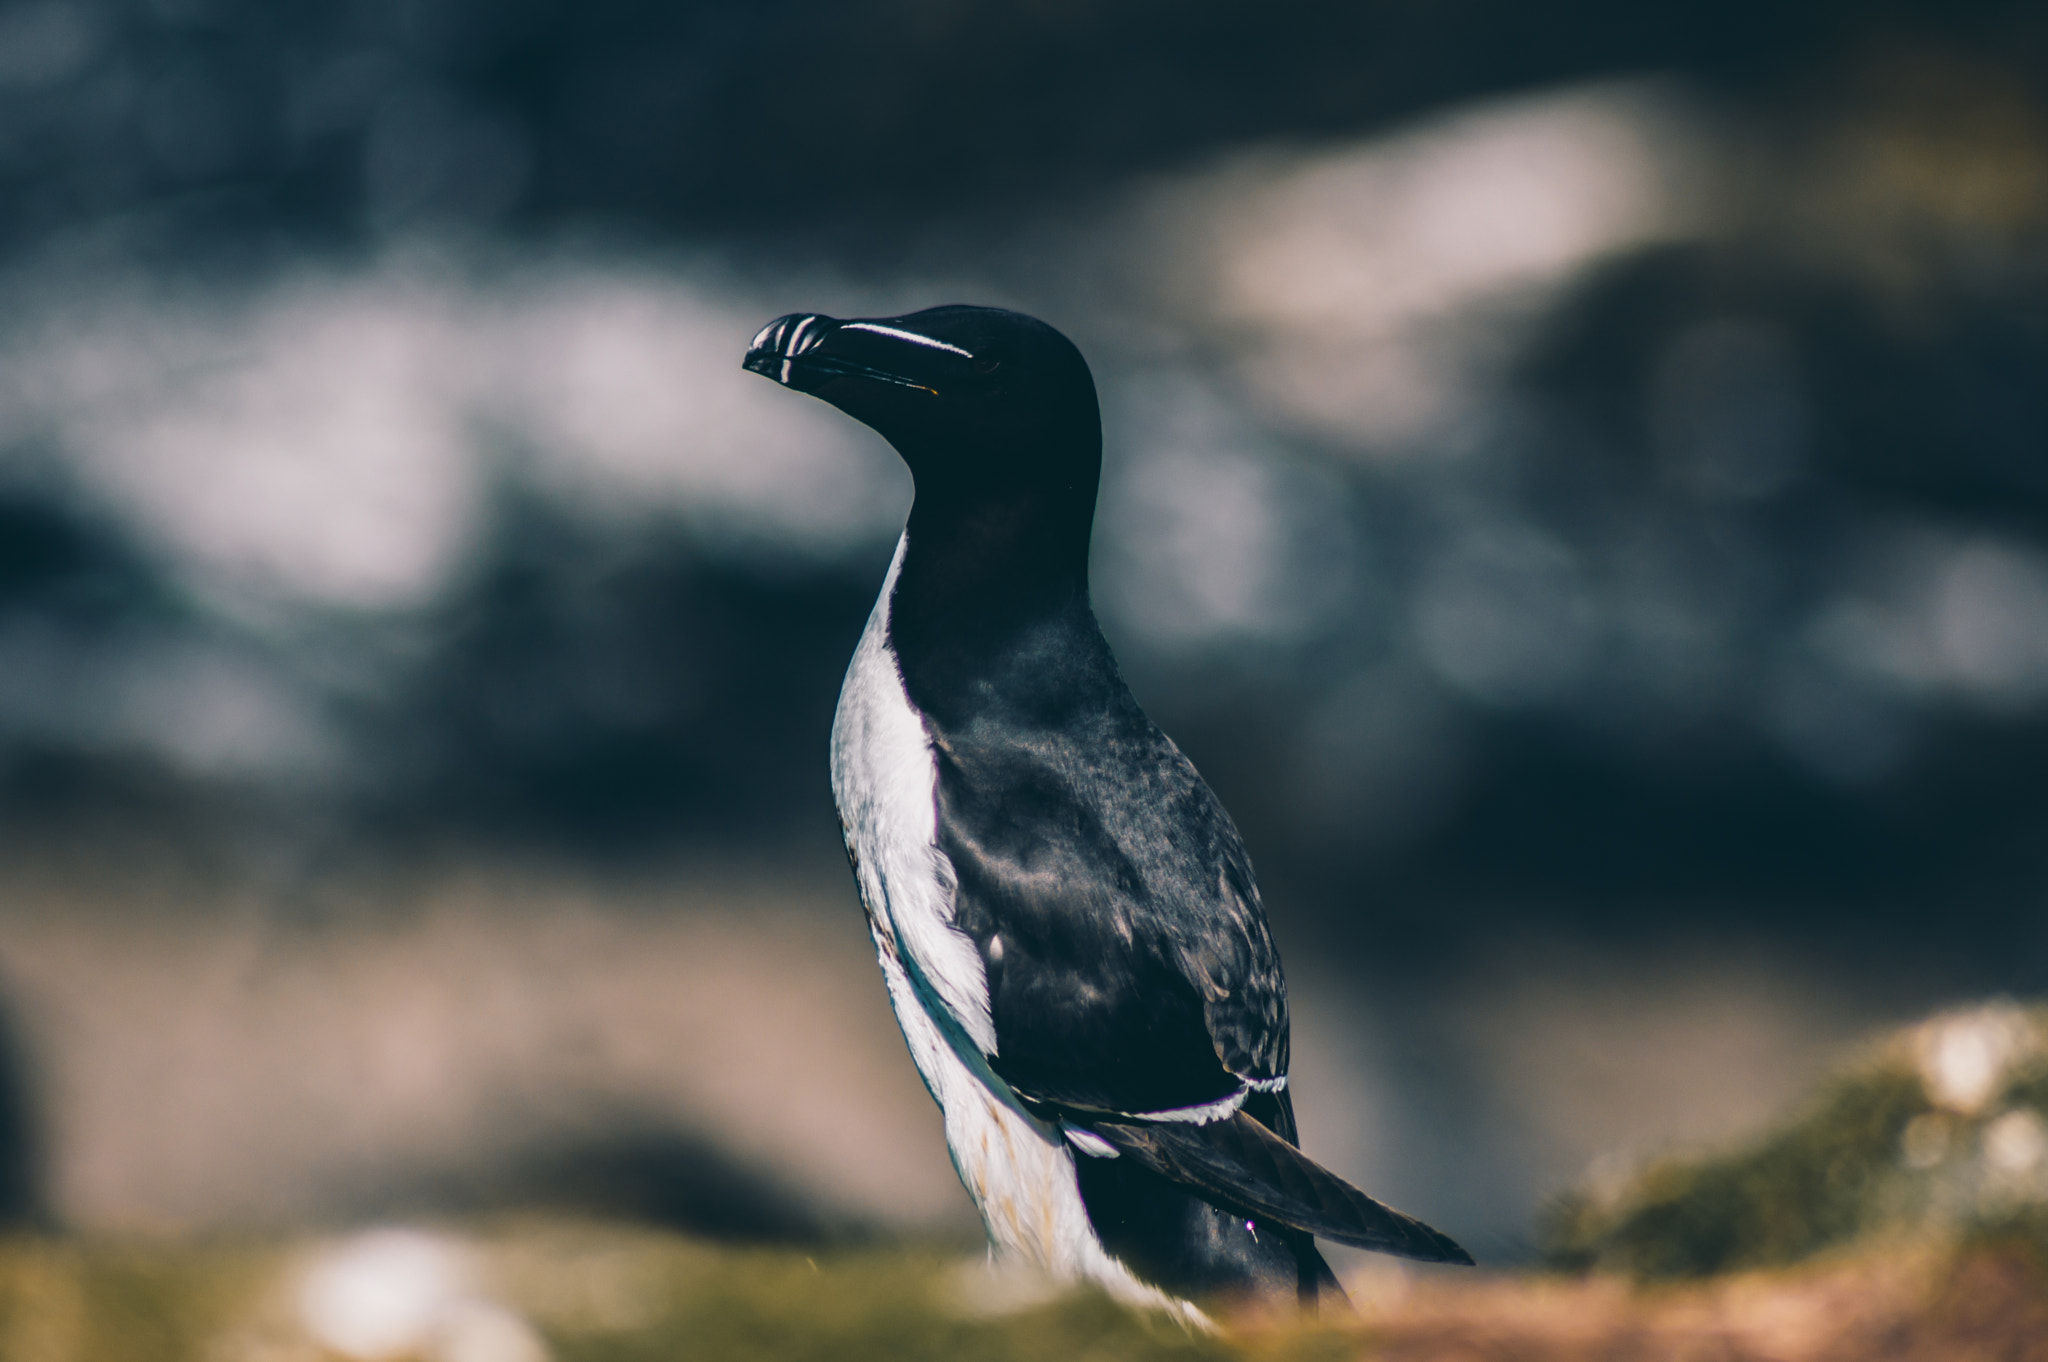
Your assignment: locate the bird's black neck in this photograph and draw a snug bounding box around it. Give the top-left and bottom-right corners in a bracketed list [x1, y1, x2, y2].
[888, 481, 1119, 732]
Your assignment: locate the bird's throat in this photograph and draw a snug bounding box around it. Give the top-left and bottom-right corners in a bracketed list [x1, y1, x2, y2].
[899, 482, 1092, 616]
[889, 488, 1108, 729]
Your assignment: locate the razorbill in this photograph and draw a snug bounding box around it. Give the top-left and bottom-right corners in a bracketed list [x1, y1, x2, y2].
[743, 305, 1470, 1316]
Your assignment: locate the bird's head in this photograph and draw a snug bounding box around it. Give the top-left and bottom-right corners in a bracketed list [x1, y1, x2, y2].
[743, 305, 1101, 511]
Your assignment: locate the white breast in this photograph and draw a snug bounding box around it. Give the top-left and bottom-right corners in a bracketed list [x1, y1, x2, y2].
[829, 533, 995, 1056]
[830, 533, 1196, 1321]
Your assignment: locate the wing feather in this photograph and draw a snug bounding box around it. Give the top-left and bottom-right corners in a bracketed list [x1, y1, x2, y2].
[934, 711, 1289, 1116]
[1088, 1113, 1473, 1265]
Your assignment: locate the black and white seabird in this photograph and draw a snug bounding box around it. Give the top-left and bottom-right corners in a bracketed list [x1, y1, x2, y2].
[743, 305, 1470, 1317]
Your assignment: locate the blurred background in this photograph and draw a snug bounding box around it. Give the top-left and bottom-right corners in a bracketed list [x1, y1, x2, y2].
[0, 0, 2045, 1273]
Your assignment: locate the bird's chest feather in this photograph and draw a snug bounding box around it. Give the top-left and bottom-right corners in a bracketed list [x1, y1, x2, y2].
[830, 535, 996, 1056]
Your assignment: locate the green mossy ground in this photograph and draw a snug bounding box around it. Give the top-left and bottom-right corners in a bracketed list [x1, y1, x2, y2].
[1542, 1002, 2048, 1278]
[0, 1223, 1367, 1362]
[0, 1237, 273, 1362]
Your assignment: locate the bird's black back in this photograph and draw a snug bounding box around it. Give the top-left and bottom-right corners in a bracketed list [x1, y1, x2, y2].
[887, 540, 1290, 1120]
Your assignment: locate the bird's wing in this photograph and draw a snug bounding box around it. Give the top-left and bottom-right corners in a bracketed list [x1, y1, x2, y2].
[1088, 1113, 1475, 1265]
[930, 712, 1289, 1121]
[921, 696, 1472, 1267]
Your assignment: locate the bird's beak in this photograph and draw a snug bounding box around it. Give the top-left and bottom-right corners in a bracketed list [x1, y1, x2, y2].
[743, 313, 944, 396]
[743, 313, 835, 389]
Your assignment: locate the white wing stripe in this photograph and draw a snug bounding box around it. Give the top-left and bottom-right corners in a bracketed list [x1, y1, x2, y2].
[1102, 1071, 1283, 1124]
[1062, 1124, 1121, 1159]
[1111, 1086, 1247, 1125]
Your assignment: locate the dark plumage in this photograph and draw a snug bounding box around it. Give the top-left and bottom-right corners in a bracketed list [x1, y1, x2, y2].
[744, 305, 1469, 1316]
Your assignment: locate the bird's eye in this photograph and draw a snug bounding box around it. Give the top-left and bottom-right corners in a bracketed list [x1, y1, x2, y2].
[972, 356, 1002, 374]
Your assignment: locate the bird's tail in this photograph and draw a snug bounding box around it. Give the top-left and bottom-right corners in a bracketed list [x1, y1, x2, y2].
[1088, 1112, 1474, 1265]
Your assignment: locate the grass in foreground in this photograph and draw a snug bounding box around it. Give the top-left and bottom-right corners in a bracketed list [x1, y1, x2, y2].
[3, 1217, 2047, 1362]
[0, 1221, 1339, 1362]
